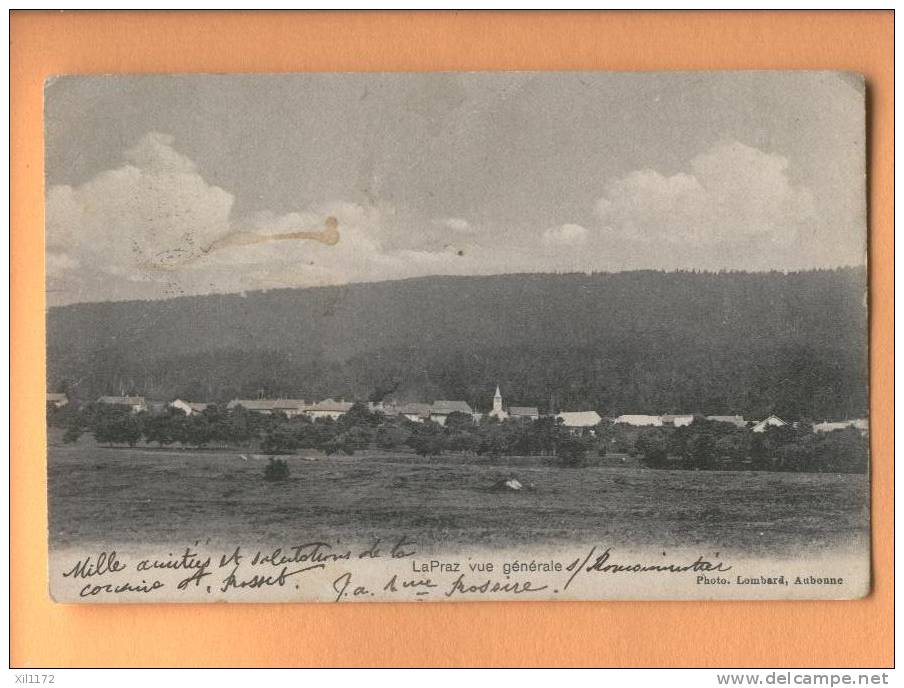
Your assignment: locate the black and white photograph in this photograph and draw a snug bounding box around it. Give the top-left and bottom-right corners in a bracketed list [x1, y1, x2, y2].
[44, 71, 869, 602]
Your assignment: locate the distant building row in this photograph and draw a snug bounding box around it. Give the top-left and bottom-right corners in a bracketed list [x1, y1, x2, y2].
[613, 414, 747, 428]
[47, 389, 597, 431]
[48, 392, 868, 435]
[219, 387, 594, 429]
[613, 413, 869, 435]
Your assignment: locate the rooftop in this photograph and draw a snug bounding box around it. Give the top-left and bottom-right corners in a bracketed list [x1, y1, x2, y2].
[431, 400, 473, 415]
[310, 399, 354, 412]
[558, 410, 602, 427]
[97, 395, 145, 405]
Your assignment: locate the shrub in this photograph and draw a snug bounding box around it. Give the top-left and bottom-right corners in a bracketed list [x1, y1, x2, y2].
[558, 435, 589, 467]
[264, 457, 290, 482]
[93, 411, 143, 447]
[684, 433, 717, 470]
[812, 428, 868, 473]
[407, 423, 447, 458]
[635, 430, 669, 468]
[62, 424, 83, 444]
[376, 425, 410, 450]
[262, 427, 299, 454]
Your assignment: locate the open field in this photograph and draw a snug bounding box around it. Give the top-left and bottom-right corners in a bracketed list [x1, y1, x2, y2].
[47, 439, 869, 556]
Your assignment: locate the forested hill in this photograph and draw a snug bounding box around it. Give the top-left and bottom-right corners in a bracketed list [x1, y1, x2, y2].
[47, 268, 868, 420]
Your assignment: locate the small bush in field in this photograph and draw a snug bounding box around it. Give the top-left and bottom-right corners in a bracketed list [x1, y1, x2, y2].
[264, 457, 290, 482]
[557, 436, 589, 467]
[63, 424, 83, 444]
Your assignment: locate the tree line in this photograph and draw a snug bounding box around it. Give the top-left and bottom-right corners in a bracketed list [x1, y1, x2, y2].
[49, 401, 868, 473]
[625, 418, 868, 474]
[48, 401, 594, 465]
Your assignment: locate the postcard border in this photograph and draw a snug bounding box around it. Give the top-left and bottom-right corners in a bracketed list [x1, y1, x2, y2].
[10, 9, 894, 668]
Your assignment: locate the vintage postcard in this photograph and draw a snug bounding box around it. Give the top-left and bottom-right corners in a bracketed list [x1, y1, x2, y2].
[44, 72, 869, 603]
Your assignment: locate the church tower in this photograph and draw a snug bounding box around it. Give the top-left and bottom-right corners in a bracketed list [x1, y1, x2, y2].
[489, 384, 508, 419]
[493, 385, 503, 414]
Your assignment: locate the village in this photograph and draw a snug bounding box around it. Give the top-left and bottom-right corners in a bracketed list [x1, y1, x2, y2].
[45, 378, 871, 556]
[46, 386, 869, 438]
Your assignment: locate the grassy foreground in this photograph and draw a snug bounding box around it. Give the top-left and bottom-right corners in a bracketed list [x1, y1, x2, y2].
[47, 440, 868, 556]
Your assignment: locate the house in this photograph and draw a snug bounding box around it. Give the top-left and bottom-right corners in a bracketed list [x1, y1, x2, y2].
[270, 400, 311, 418]
[97, 395, 147, 413]
[662, 414, 694, 427]
[851, 418, 869, 433]
[706, 415, 748, 429]
[751, 414, 787, 433]
[305, 398, 353, 421]
[396, 402, 433, 423]
[146, 401, 168, 415]
[47, 392, 69, 408]
[429, 400, 474, 426]
[509, 406, 540, 421]
[227, 399, 310, 417]
[169, 399, 213, 416]
[614, 414, 663, 427]
[813, 419, 869, 436]
[376, 402, 401, 417]
[557, 411, 602, 434]
[227, 399, 278, 414]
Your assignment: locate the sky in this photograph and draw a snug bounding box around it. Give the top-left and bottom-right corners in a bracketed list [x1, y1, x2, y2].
[44, 71, 866, 305]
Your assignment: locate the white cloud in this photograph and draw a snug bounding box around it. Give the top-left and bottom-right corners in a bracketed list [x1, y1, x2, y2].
[46, 132, 235, 283]
[45, 133, 482, 303]
[594, 141, 817, 246]
[45, 134, 834, 305]
[542, 223, 589, 246]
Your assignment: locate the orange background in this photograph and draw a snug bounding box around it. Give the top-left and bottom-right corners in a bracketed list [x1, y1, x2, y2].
[10, 11, 894, 668]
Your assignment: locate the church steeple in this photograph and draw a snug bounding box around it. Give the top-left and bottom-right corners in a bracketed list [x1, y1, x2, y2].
[493, 384, 503, 415]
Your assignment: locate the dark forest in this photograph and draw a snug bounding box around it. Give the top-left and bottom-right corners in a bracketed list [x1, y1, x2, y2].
[47, 268, 868, 420]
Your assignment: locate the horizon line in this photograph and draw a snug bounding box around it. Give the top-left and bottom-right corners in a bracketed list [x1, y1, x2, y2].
[46, 264, 867, 310]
